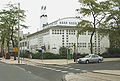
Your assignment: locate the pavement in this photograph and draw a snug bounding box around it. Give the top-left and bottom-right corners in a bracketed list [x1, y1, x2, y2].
[1, 57, 120, 65]
[0, 57, 120, 81]
[65, 72, 120, 81]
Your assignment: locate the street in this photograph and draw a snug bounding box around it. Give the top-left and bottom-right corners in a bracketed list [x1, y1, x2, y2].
[0, 61, 49, 81]
[0, 60, 120, 81]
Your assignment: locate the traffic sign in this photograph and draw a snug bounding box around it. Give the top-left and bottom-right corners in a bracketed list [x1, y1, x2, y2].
[41, 46, 45, 50]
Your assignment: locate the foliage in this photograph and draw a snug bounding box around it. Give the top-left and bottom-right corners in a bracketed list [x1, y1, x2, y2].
[59, 46, 68, 57]
[21, 52, 66, 59]
[101, 48, 120, 58]
[0, 3, 28, 56]
[77, 0, 108, 54]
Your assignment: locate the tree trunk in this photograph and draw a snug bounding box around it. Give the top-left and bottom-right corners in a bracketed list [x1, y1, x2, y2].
[90, 31, 95, 54]
[90, 16, 96, 54]
[0, 39, 4, 57]
[11, 26, 15, 48]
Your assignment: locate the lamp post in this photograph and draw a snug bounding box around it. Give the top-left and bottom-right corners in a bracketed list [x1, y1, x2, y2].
[18, 3, 20, 63]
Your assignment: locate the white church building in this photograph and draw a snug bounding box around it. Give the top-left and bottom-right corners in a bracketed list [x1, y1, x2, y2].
[20, 4, 110, 54]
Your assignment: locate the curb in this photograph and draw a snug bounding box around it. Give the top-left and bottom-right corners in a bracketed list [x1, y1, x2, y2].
[92, 71, 120, 76]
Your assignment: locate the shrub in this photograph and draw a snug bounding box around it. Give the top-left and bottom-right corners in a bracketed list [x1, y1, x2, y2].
[101, 48, 120, 58]
[59, 46, 67, 57]
[32, 52, 66, 59]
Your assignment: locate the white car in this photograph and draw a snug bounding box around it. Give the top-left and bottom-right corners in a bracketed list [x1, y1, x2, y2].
[77, 54, 103, 64]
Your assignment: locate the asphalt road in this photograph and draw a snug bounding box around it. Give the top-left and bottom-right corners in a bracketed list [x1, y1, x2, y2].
[0, 61, 50, 81]
[68, 61, 120, 71]
[0, 60, 120, 81]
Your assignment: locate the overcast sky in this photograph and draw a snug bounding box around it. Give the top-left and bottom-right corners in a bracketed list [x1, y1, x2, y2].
[0, 0, 80, 34]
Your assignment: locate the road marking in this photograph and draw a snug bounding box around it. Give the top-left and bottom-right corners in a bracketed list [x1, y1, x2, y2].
[15, 66, 26, 71]
[55, 70, 62, 72]
[69, 68, 74, 70]
[50, 68, 56, 71]
[74, 69, 81, 71]
[28, 71, 32, 74]
[61, 71, 68, 73]
[46, 67, 52, 70]
[42, 67, 47, 69]
[81, 70, 87, 73]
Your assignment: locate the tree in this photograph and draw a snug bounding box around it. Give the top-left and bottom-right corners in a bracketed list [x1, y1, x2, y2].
[105, 0, 120, 48]
[77, 0, 109, 54]
[59, 46, 67, 57]
[96, 0, 120, 48]
[0, 3, 28, 57]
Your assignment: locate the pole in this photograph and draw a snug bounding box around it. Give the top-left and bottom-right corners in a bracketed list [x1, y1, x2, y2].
[66, 48, 68, 64]
[76, 32, 79, 61]
[18, 3, 20, 63]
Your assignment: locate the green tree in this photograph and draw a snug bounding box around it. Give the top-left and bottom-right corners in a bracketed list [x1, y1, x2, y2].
[105, 0, 120, 48]
[59, 46, 67, 57]
[0, 3, 28, 56]
[96, 0, 120, 48]
[77, 0, 109, 54]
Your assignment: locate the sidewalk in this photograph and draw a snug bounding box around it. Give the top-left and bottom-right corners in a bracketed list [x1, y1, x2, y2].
[65, 72, 120, 81]
[1, 57, 120, 65]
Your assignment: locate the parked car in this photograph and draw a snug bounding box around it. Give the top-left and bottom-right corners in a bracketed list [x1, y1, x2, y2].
[77, 54, 103, 64]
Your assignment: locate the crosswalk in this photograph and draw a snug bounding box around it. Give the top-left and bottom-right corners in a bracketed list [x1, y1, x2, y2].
[24, 60, 88, 74]
[34, 64, 87, 74]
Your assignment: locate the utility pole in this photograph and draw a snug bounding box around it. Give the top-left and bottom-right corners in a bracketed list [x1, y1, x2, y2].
[18, 3, 20, 63]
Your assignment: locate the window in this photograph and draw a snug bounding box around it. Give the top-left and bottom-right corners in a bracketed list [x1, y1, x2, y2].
[55, 30, 56, 34]
[52, 30, 54, 34]
[57, 30, 59, 34]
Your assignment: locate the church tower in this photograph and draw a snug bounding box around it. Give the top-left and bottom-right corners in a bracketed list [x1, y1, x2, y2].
[40, 3, 48, 30]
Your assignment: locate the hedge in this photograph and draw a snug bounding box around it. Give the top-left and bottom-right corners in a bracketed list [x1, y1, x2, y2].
[101, 48, 120, 58]
[20, 52, 67, 59]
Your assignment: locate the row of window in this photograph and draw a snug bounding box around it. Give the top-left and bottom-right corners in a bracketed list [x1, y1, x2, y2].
[52, 30, 102, 36]
[52, 30, 64, 34]
[59, 21, 78, 25]
[66, 30, 76, 35]
[65, 43, 101, 48]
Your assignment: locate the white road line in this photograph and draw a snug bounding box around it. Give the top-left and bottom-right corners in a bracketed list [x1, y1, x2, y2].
[81, 70, 87, 73]
[15, 66, 25, 71]
[61, 71, 68, 73]
[50, 68, 56, 71]
[46, 67, 52, 70]
[74, 69, 81, 71]
[28, 71, 32, 74]
[42, 67, 47, 69]
[55, 70, 62, 72]
[69, 68, 74, 70]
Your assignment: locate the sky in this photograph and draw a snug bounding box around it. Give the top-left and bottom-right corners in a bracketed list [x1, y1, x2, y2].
[0, 0, 80, 34]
